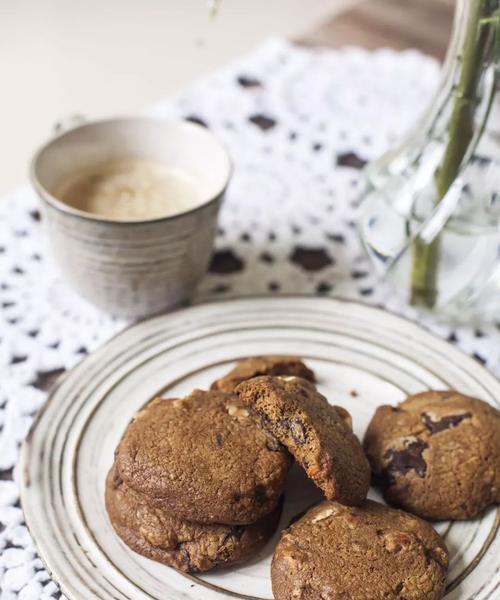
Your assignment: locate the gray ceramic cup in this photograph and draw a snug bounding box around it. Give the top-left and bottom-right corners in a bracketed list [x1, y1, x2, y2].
[30, 117, 231, 319]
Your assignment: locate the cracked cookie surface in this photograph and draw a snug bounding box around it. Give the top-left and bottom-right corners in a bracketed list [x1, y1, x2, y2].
[272, 499, 448, 600]
[211, 355, 315, 393]
[236, 376, 370, 506]
[364, 390, 500, 520]
[115, 389, 291, 525]
[106, 466, 281, 572]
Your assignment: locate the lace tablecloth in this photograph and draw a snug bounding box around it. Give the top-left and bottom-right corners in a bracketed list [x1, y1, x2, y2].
[1, 38, 500, 599]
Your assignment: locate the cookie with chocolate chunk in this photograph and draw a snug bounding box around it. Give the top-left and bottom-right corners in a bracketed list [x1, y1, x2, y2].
[364, 390, 500, 520]
[272, 500, 448, 600]
[115, 389, 290, 525]
[211, 356, 315, 393]
[236, 376, 370, 506]
[106, 466, 281, 572]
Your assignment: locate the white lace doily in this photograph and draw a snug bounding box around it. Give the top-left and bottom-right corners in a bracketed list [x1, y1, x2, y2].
[1, 38, 499, 599]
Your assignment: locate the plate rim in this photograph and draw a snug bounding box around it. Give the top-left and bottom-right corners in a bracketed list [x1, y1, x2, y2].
[22, 293, 500, 447]
[19, 294, 500, 600]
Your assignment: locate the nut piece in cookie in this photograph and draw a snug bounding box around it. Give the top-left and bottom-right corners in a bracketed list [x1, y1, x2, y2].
[236, 376, 370, 506]
[106, 466, 281, 572]
[364, 390, 500, 520]
[115, 389, 291, 525]
[211, 355, 315, 393]
[272, 499, 448, 600]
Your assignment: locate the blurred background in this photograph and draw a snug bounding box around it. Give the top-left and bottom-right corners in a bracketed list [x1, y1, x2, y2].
[1, 0, 454, 194]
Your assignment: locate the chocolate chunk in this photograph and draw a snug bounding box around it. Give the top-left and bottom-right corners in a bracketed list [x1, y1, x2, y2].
[283, 419, 307, 446]
[422, 412, 472, 434]
[383, 439, 428, 484]
[112, 469, 123, 488]
[256, 410, 274, 428]
[254, 485, 269, 505]
[178, 542, 194, 571]
[423, 547, 448, 569]
[222, 525, 245, 545]
[265, 434, 282, 452]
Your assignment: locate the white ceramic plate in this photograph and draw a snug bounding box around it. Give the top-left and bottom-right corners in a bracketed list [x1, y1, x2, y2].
[20, 297, 500, 600]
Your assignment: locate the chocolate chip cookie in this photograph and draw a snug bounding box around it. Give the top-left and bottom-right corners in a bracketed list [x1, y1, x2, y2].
[236, 376, 370, 506]
[364, 390, 500, 520]
[115, 389, 291, 525]
[272, 499, 449, 600]
[106, 466, 281, 572]
[211, 355, 315, 393]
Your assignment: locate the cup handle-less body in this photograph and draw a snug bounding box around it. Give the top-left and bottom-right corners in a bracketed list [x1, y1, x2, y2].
[30, 116, 231, 319]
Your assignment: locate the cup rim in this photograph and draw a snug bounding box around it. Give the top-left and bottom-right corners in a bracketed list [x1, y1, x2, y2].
[29, 116, 233, 226]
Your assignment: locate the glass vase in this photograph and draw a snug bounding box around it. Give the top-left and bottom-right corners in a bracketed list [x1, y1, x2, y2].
[358, 0, 500, 324]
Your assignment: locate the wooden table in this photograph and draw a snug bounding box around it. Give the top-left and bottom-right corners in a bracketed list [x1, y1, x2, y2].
[302, 0, 454, 60]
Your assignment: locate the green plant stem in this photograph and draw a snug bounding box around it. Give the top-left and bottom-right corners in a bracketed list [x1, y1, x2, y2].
[410, 0, 493, 307]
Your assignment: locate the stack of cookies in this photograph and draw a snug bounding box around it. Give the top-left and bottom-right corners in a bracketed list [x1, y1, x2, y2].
[107, 355, 500, 600]
[106, 357, 317, 572]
